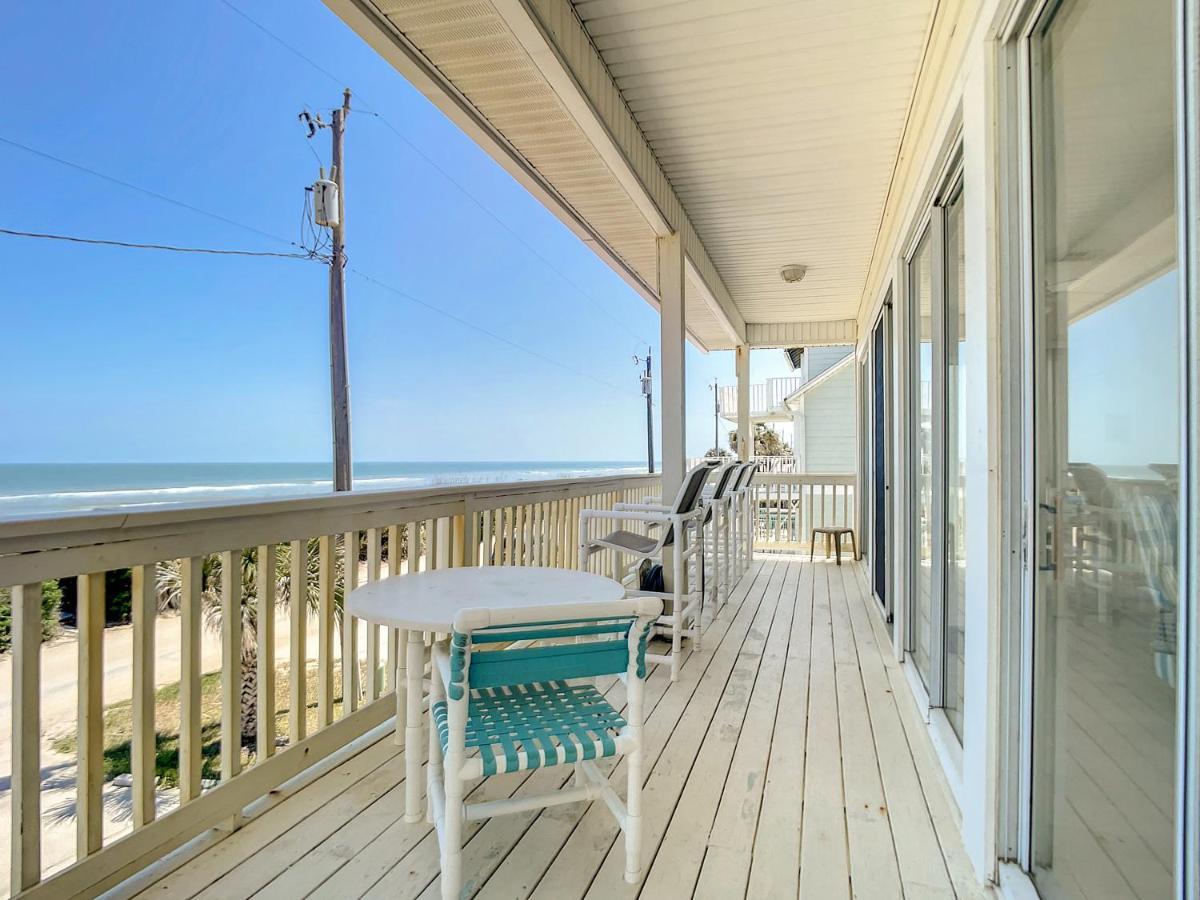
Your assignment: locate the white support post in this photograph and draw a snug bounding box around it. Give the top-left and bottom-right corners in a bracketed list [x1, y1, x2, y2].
[736, 343, 751, 461]
[658, 232, 686, 499]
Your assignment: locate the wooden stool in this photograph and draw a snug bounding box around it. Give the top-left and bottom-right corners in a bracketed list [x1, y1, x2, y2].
[810, 527, 858, 565]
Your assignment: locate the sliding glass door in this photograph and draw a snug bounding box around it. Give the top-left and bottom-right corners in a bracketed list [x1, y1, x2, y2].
[906, 161, 968, 741]
[1027, 0, 1180, 896]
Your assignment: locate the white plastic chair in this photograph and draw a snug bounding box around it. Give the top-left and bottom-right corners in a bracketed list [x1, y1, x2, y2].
[697, 461, 741, 612]
[428, 597, 662, 898]
[728, 462, 759, 574]
[578, 462, 713, 681]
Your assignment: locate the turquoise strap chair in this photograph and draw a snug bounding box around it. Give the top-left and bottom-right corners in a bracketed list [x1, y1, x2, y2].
[428, 596, 662, 898]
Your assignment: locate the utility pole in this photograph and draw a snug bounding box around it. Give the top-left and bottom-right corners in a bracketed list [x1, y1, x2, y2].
[636, 351, 654, 473]
[329, 90, 352, 491]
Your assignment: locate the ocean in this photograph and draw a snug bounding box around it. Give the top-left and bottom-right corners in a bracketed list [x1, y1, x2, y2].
[0, 461, 649, 519]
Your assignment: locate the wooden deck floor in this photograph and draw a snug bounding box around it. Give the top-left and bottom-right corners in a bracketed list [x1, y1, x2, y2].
[121, 558, 989, 900]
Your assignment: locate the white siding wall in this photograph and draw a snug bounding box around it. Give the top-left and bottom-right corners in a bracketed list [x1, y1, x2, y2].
[800, 362, 857, 473]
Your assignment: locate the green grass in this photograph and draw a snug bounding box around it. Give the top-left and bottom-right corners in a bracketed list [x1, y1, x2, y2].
[50, 661, 354, 789]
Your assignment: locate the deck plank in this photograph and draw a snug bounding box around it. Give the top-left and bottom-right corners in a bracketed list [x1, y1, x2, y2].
[132, 736, 401, 899]
[644, 561, 793, 897]
[691, 560, 801, 898]
[839, 563, 957, 898]
[798, 565, 851, 899]
[581, 563, 786, 899]
[829, 561, 902, 898]
[744, 559, 814, 900]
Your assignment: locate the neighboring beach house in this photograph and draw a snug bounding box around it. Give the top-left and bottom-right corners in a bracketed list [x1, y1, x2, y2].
[783, 347, 856, 473]
[717, 345, 854, 473]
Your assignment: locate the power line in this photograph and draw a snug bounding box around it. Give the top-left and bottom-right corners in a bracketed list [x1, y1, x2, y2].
[348, 266, 640, 399]
[0, 136, 302, 252]
[215, 0, 648, 346]
[0, 227, 324, 260]
[215, 0, 368, 109]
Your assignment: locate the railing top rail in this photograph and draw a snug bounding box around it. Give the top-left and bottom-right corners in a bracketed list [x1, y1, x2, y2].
[0, 471, 660, 584]
[751, 472, 856, 485]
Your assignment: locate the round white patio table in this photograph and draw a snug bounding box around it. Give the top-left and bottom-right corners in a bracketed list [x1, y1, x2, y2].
[346, 566, 626, 822]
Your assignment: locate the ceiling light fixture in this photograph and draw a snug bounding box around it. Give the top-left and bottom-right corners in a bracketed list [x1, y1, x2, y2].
[780, 264, 807, 284]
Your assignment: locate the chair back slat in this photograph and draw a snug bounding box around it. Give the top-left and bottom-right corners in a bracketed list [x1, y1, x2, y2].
[469, 641, 630, 689]
[448, 610, 656, 699]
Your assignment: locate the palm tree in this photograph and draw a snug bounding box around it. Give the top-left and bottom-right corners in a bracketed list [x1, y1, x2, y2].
[155, 539, 347, 753]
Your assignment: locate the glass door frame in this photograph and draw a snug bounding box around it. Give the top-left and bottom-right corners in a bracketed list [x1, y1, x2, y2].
[901, 151, 966, 759]
[994, 0, 1200, 891]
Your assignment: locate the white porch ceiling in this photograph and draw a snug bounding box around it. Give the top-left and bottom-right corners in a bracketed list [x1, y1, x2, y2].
[571, 0, 935, 326]
[327, 0, 936, 348]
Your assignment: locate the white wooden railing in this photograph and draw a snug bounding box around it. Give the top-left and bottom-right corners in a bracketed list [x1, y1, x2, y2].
[753, 455, 801, 474]
[750, 473, 857, 552]
[716, 376, 804, 420]
[0, 472, 658, 898]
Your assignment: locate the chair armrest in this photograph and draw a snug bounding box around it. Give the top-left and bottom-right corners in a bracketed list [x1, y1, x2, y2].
[580, 508, 671, 525]
[614, 502, 671, 513]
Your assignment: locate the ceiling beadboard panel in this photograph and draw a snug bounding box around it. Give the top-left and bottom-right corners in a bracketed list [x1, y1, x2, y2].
[572, 0, 935, 325]
[747, 319, 858, 348]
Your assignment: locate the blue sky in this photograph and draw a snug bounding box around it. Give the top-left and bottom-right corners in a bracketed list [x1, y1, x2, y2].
[0, 0, 793, 464]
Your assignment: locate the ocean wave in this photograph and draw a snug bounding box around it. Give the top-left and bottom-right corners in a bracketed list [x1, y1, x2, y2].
[0, 463, 647, 517]
[0, 480, 332, 503]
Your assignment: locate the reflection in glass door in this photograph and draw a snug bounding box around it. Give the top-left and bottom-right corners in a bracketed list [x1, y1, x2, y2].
[909, 230, 935, 686]
[871, 305, 891, 621]
[1028, 0, 1180, 896]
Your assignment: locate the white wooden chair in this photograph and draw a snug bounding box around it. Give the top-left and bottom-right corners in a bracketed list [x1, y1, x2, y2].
[428, 597, 662, 898]
[579, 461, 713, 681]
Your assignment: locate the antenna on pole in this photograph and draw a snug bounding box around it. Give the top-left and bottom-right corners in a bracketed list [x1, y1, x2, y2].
[709, 377, 721, 456]
[634, 351, 654, 473]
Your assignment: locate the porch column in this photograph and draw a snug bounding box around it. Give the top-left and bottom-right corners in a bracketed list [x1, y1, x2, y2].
[658, 232, 686, 497]
[735, 343, 751, 461]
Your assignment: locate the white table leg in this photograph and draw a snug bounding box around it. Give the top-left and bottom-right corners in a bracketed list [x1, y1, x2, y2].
[405, 629, 425, 823]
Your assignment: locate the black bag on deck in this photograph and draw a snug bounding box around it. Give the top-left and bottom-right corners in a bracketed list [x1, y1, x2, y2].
[639, 561, 664, 593]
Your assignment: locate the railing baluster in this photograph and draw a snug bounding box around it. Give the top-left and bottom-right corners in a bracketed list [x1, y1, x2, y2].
[132, 564, 158, 824]
[180, 557, 203, 799]
[317, 535, 334, 728]
[437, 518, 452, 569]
[256, 545, 277, 760]
[342, 531, 359, 716]
[425, 518, 437, 570]
[452, 515, 466, 567]
[464, 511, 479, 568]
[218, 552, 242, 784]
[365, 528, 381, 700]
[288, 540, 307, 744]
[12, 582, 42, 893]
[807, 485, 815, 547]
[77, 572, 105, 854]
[386, 528, 399, 688]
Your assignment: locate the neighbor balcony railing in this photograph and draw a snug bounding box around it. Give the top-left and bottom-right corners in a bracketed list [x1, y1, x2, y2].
[0, 472, 658, 898]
